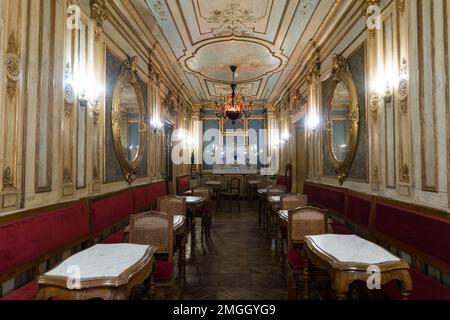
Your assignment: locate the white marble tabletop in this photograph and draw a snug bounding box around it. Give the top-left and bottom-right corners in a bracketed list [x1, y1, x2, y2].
[268, 195, 281, 203]
[205, 181, 221, 185]
[278, 210, 288, 220]
[173, 215, 186, 230]
[43, 244, 154, 280]
[184, 196, 206, 204]
[306, 235, 400, 265]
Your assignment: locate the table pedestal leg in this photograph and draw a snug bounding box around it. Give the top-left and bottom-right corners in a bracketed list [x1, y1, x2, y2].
[179, 236, 186, 282]
[400, 283, 411, 300]
[303, 256, 310, 300]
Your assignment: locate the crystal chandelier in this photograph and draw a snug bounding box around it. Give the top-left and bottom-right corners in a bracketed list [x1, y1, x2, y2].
[215, 66, 253, 124]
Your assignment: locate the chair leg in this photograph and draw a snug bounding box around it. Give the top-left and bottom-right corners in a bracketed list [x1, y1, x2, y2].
[288, 271, 296, 300]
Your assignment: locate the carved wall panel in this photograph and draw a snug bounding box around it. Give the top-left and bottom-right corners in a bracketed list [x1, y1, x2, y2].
[416, 0, 439, 192]
[1, 0, 25, 210]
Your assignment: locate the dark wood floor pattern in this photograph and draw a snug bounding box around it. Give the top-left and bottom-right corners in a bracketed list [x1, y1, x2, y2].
[175, 201, 288, 300]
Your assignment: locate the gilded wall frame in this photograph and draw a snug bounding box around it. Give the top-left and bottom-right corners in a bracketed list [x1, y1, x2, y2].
[324, 54, 360, 185]
[112, 57, 147, 184]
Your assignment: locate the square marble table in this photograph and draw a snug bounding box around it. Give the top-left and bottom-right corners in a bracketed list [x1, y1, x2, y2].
[303, 234, 412, 300]
[37, 244, 155, 300]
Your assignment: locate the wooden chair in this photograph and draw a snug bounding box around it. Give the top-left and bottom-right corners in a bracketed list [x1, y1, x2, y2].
[220, 178, 241, 213]
[265, 185, 286, 240]
[129, 211, 175, 299]
[157, 195, 186, 216]
[257, 180, 273, 227]
[191, 186, 213, 241]
[281, 193, 308, 210]
[278, 193, 309, 271]
[287, 207, 328, 300]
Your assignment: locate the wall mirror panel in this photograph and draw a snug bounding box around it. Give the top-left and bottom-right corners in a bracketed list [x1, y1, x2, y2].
[112, 57, 147, 184]
[325, 54, 359, 185]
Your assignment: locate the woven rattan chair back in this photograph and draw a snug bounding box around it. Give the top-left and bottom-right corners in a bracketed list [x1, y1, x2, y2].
[157, 195, 186, 216]
[288, 207, 328, 250]
[267, 185, 286, 197]
[192, 186, 212, 201]
[129, 211, 174, 261]
[229, 178, 241, 194]
[257, 180, 272, 189]
[281, 193, 308, 210]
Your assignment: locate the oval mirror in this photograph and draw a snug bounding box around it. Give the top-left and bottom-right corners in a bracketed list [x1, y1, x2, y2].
[118, 83, 141, 162]
[112, 57, 146, 184]
[325, 54, 359, 185]
[330, 82, 351, 162]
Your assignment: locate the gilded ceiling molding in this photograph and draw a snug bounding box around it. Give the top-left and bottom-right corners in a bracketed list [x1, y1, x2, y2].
[397, 0, 406, 15]
[204, 2, 264, 37]
[90, 0, 107, 41]
[2, 167, 14, 190]
[163, 91, 176, 117]
[5, 32, 20, 103]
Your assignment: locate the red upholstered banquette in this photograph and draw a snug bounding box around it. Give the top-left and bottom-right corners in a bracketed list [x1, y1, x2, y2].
[304, 182, 352, 234]
[0, 201, 90, 300]
[0, 181, 168, 300]
[177, 175, 190, 195]
[303, 181, 450, 300]
[93, 181, 167, 244]
[373, 199, 450, 300]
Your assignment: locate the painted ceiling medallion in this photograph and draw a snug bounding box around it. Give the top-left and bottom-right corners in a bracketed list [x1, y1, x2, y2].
[185, 40, 283, 83]
[205, 2, 263, 36]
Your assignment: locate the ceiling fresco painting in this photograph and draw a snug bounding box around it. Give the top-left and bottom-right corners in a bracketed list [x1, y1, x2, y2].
[142, 0, 325, 105]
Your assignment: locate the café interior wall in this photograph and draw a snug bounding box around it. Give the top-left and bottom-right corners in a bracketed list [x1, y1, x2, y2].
[279, 0, 450, 212]
[0, 0, 191, 215]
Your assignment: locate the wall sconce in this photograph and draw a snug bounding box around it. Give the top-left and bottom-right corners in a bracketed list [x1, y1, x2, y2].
[307, 113, 320, 131]
[150, 118, 163, 133]
[280, 132, 290, 145]
[383, 87, 392, 103]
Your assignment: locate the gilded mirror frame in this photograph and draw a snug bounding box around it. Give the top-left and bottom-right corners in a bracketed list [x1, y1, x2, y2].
[112, 57, 147, 184]
[325, 54, 359, 185]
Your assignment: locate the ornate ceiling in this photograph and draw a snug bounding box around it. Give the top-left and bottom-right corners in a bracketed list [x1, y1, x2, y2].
[135, 0, 333, 105]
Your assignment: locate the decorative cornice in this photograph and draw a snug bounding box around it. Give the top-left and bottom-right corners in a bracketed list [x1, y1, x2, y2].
[90, 0, 107, 41]
[90, 0, 106, 27]
[397, 0, 406, 15]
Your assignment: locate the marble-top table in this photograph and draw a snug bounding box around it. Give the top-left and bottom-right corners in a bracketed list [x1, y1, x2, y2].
[268, 195, 281, 204]
[37, 244, 155, 300]
[303, 234, 412, 300]
[184, 196, 207, 205]
[257, 188, 267, 195]
[205, 181, 221, 185]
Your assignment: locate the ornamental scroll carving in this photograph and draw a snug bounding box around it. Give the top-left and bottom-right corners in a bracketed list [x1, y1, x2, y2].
[398, 58, 409, 115]
[5, 33, 20, 103]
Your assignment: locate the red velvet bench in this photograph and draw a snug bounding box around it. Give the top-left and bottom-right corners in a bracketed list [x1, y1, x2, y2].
[0, 201, 90, 300]
[95, 181, 167, 244]
[373, 199, 450, 300]
[89, 189, 134, 244]
[133, 181, 167, 213]
[177, 175, 191, 196]
[304, 182, 353, 235]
